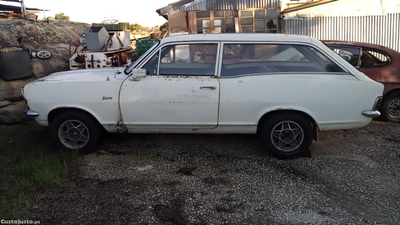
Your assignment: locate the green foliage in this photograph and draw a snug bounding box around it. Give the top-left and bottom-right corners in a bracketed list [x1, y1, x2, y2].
[55, 13, 70, 21]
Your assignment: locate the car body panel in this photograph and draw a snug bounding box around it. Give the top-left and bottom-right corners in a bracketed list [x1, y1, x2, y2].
[23, 68, 124, 128]
[218, 74, 381, 131]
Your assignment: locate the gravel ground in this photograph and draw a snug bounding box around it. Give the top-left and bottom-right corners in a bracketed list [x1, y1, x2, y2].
[30, 121, 400, 225]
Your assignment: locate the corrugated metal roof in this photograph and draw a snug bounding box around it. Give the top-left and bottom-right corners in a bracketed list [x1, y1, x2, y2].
[182, 0, 207, 11]
[181, 0, 281, 11]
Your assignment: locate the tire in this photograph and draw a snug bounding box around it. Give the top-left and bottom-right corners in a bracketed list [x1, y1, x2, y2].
[259, 112, 313, 159]
[380, 92, 400, 123]
[36, 50, 52, 60]
[50, 111, 102, 154]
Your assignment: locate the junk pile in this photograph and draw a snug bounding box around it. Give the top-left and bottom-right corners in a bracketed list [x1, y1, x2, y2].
[0, 19, 89, 124]
[69, 23, 136, 70]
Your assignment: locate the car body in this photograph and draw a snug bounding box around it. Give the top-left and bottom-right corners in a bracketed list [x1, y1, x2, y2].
[22, 34, 383, 158]
[324, 41, 400, 122]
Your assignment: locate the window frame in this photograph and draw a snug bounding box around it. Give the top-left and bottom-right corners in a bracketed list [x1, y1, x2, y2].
[239, 9, 279, 33]
[138, 41, 221, 77]
[218, 42, 352, 78]
[196, 11, 236, 33]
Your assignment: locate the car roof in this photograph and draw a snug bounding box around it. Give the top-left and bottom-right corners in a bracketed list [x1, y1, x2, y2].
[160, 33, 313, 44]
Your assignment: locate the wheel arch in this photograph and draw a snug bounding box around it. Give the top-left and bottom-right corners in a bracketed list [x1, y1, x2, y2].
[48, 107, 103, 128]
[383, 88, 400, 99]
[257, 109, 320, 141]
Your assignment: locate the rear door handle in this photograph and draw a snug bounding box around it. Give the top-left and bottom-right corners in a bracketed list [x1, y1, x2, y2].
[200, 86, 217, 90]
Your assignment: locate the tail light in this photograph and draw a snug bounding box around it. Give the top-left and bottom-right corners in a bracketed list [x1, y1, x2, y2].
[374, 96, 383, 110]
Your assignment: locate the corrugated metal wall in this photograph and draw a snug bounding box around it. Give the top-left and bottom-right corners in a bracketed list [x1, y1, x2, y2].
[285, 13, 400, 52]
[182, 0, 281, 11]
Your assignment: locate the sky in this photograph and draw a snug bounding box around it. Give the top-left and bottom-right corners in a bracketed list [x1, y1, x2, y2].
[22, 0, 169, 27]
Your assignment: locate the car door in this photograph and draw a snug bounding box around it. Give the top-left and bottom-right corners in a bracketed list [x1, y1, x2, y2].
[119, 42, 220, 131]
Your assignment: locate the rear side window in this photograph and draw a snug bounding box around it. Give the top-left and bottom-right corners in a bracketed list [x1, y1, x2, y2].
[329, 46, 361, 67]
[221, 44, 345, 76]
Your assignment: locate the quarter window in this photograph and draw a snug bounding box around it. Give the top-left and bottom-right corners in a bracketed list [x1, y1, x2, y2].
[221, 44, 345, 76]
[158, 44, 218, 76]
[361, 49, 391, 67]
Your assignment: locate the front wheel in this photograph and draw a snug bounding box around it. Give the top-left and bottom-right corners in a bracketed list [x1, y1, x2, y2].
[260, 112, 313, 159]
[380, 92, 400, 123]
[50, 111, 101, 154]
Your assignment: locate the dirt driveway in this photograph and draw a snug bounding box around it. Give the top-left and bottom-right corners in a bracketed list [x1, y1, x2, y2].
[29, 121, 400, 224]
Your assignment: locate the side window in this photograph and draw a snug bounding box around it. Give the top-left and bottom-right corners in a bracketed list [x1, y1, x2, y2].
[361, 49, 391, 67]
[142, 52, 159, 75]
[328, 46, 361, 67]
[159, 44, 218, 76]
[221, 44, 345, 76]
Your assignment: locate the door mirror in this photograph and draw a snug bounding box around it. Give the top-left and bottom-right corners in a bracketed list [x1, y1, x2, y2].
[129, 69, 147, 80]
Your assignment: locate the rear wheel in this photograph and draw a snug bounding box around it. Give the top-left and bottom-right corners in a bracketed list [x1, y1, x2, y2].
[50, 111, 101, 154]
[381, 92, 400, 123]
[260, 112, 313, 159]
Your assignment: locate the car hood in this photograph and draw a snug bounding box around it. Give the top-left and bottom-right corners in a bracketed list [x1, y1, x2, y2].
[34, 67, 127, 83]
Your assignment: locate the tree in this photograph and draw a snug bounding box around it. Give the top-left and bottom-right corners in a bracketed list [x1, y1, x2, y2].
[129, 23, 142, 32]
[160, 22, 168, 36]
[55, 13, 70, 21]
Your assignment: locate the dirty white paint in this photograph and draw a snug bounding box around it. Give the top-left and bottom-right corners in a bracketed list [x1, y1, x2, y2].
[24, 34, 383, 134]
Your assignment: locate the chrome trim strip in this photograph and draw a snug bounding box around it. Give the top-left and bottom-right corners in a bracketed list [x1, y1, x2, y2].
[362, 110, 381, 118]
[25, 109, 39, 116]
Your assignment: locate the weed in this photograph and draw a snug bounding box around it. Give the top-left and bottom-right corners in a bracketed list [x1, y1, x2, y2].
[0, 122, 80, 218]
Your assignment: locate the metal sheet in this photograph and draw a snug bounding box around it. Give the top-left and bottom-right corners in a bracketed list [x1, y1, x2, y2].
[285, 13, 400, 53]
[181, 0, 281, 11]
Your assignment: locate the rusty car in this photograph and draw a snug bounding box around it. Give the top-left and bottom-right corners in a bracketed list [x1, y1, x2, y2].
[324, 41, 400, 123]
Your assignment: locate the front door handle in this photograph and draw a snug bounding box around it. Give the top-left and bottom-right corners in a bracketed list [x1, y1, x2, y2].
[200, 86, 217, 90]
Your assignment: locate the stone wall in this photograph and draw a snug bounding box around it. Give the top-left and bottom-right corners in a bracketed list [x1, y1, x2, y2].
[0, 20, 90, 124]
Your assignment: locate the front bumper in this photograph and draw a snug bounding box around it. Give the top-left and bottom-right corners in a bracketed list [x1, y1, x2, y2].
[362, 110, 381, 118]
[25, 109, 39, 116]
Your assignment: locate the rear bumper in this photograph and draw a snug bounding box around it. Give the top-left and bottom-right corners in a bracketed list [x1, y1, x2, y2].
[362, 110, 381, 118]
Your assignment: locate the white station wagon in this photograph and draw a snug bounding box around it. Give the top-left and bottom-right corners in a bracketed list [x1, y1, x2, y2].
[22, 34, 383, 158]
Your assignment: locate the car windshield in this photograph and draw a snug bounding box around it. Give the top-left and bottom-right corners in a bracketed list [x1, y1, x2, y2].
[124, 42, 160, 75]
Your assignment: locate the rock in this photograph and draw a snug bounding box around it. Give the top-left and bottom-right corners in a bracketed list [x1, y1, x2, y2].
[0, 100, 31, 124]
[0, 77, 36, 101]
[0, 100, 11, 108]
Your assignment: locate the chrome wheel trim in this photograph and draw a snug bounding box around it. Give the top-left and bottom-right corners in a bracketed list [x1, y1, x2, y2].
[270, 120, 304, 152]
[387, 97, 400, 119]
[58, 119, 90, 150]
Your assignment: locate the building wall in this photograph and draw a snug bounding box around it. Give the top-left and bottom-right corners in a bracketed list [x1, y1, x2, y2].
[168, 11, 188, 34]
[283, 0, 400, 19]
[169, 9, 280, 34]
